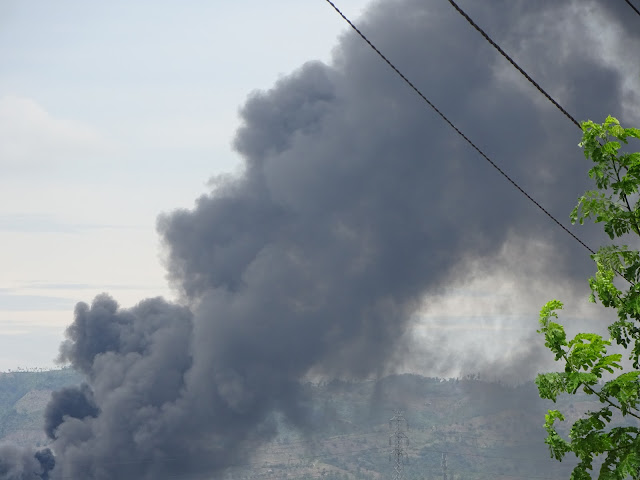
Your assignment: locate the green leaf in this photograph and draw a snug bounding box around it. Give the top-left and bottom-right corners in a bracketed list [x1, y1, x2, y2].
[537, 116, 640, 480]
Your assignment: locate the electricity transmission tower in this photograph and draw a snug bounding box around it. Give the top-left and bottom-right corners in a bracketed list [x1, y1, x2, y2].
[441, 452, 448, 480]
[389, 410, 409, 480]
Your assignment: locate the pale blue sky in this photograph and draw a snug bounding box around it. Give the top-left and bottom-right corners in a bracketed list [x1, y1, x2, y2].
[0, 0, 371, 370]
[1, 0, 627, 375]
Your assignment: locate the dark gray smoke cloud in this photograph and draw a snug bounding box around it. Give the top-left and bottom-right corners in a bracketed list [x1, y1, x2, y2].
[0, 445, 53, 480]
[2, 0, 638, 478]
[46, 295, 196, 479]
[44, 384, 99, 440]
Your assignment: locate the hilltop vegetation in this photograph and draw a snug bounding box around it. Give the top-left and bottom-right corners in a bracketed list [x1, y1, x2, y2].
[241, 375, 581, 480]
[0, 370, 588, 479]
[0, 368, 82, 447]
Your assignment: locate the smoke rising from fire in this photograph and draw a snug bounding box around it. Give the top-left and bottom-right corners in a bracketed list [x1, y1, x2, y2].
[2, 0, 639, 478]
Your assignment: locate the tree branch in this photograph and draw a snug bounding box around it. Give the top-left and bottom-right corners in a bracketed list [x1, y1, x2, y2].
[559, 351, 640, 420]
[612, 161, 640, 236]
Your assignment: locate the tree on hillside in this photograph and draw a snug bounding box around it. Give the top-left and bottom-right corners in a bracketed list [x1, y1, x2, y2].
[536, 116, 640, 480]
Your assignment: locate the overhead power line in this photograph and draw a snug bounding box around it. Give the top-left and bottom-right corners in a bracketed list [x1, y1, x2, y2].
[443, 0, 632, 284]
[624, 0, 640, 17]
[446, 0, 581, 129]
[323, 0, 596, 256]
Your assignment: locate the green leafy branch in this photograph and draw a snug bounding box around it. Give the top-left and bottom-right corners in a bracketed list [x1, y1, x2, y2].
[536, 117, 640, 480]
[573, 116, 640, 239]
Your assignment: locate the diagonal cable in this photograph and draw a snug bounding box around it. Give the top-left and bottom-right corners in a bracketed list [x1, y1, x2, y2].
[323, 0, 596, 256]
[624, 0, 640, 17]
[444, 0, 634, 283]
[446, 0, 581, 129]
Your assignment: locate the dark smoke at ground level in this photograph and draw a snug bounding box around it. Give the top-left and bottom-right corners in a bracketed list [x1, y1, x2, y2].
[0, 445, 53, 480]
[2, 0, 640, 478]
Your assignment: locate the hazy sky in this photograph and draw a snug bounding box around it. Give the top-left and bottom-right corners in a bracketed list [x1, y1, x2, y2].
[2, 1, 640, 477]
[2, 0, 638, 377]
[0, 0, 370, 370]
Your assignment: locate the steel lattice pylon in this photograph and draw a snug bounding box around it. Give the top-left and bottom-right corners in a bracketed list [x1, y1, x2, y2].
[389, 410, 409, 480]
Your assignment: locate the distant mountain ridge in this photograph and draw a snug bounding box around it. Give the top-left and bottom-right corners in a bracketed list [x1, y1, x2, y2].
[0, 368, 82, 447]
[0, 370, 586, 479]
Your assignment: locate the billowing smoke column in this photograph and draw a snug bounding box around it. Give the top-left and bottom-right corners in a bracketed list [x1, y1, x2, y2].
[0, 445, 53, 480]
[2, 0, 639, 478]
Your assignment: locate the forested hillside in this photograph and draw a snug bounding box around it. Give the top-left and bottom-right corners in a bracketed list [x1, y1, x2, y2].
[236, 375, 582, 480]
[0, 371, 588, 479]
[0, 368, 82, 447]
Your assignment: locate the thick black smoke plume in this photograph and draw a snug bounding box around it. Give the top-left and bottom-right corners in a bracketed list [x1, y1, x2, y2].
[0, 445, 53, 480]
[2, 0, 639, 478]
[44, 384, 99, 440]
